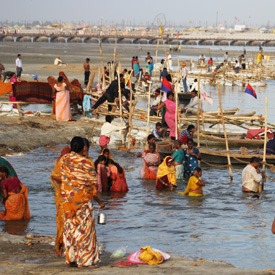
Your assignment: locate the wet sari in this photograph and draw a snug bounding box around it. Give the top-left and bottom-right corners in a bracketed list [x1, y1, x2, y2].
[109, 164, 128, 192]
[181, 175, 203, 197]
[0, 181, 31, 221]
[61, 152, 99, 267]
[140, 151, 161, 179]
[156, 156, 176, 190]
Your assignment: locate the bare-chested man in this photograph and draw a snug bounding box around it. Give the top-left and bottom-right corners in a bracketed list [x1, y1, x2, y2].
[83, 58, 90, 86]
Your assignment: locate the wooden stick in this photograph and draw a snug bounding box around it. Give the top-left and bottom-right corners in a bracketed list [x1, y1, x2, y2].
[155, 40, 159, 64]
[146, 81, 152, 136]
[117, 72, 124, 144]
[127, 76, 134, 149]
[218, 84, 233, 181]
[262, 96, 268, 191]
[86, 72, 95, 94]
[197, 75, 201, 147]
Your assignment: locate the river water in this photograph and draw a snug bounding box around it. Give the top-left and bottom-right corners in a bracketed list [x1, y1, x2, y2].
[1, 42, 275, 270]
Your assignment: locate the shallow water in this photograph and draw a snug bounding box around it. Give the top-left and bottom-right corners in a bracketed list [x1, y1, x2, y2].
[1, 145, 275, 270]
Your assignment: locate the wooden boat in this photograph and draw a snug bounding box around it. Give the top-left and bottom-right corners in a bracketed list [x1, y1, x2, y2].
[199, 148, 275, 167]
[196, 134, 266, 148]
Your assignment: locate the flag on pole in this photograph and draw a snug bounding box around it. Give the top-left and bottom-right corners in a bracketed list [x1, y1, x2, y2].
[200, 88, 213, 105]
[161, 77, 172, 92]
[244, 83, 257, 99]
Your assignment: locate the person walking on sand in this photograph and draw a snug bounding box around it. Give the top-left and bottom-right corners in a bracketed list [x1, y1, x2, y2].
[181, 62, 188, 92]
[15, 54, 23, 81]
[61, 136, 105, 268]
[54, 76, 71, 121]
[83, 58, 91, 86]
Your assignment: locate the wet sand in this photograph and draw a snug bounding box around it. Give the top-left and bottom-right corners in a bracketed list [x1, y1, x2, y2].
[0, 232, 271, 274]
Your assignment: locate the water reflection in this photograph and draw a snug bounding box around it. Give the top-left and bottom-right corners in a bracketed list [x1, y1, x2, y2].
[1, 146, 275, 270]
[2, 220, 30, 235]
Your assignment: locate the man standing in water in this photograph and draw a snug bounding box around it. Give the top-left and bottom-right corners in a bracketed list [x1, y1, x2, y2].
[242, 157, 262, 193]
[15, 54, 23, 81]
[83, 58, 91, 86]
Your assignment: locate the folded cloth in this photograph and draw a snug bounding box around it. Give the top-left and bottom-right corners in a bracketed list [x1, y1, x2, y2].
[139, 246, 163, 265]
[128, 247, 170, 265]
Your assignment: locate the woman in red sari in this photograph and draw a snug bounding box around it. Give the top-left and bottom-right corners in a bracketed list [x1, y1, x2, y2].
[61, 136, 105, 268]
[108, 159, 128, 192]
[139, 143, 161, 179]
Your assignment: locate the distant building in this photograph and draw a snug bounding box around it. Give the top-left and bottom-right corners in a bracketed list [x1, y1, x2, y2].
[234, 25, 246, 32]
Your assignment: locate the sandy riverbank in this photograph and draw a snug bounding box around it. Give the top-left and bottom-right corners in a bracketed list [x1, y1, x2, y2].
[0, 231, 272, 275]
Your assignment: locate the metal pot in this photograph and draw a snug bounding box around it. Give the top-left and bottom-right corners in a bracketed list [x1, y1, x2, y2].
[98, 212, 106, 225]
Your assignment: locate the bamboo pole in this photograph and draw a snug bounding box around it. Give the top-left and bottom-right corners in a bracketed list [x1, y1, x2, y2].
[86, 72, 95, 94]
[117, 72, 124, 144]
[146, 81, 152, 136]
[127, 81, 134, 150]
[175, 58, 181, 140]
[261, 96, 268, 191]
[218, 84, 233, 181]
[155, 40, 159, 64]
[196, 75, 201, 147]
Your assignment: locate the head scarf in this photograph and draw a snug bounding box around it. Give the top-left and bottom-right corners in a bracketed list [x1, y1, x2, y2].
[156, 156, 176, 185]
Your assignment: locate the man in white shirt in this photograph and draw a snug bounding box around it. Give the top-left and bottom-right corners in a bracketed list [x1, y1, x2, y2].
[99, 115, 126, 150]
[15, 54, 23, 81]
[182, 90, 199, 116]
[242, 157, 262, 193]
[150, 88, 162, 116]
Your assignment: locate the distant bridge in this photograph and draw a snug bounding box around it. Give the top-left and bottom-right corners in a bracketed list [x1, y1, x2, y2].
[1, 32, 275, 46]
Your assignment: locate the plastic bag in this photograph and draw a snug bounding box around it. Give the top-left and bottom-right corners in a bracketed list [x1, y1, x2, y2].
[110, 246, 128, 258]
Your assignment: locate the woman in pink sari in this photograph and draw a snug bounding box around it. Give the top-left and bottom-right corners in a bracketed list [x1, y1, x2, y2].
[154, 91, 177, 139]
[54, 76, 71, 121]
[139, 143, 161, 179]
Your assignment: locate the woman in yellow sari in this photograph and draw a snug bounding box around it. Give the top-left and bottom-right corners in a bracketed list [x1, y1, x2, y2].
[156, 156, 177, 190]
[181, 167, 205, 197]
[61, 136, 105, 268]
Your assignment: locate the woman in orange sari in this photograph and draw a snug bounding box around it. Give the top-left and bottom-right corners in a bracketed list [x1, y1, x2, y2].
[61, 136, 105, 268]
[0, 166, 31, 221]
[139, 143, 161, 179]
[50, 138, 93, 256]
[50, 146, 69, 256]
[54, 76, 71, 121]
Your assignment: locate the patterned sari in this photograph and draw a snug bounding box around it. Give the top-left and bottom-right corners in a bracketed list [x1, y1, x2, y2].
[50, 156, 65, 256]
[61, 152, 99, 267]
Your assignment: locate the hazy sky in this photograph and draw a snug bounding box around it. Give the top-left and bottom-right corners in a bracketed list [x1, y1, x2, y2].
[1, 0, 274, 27]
